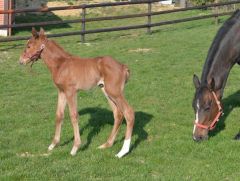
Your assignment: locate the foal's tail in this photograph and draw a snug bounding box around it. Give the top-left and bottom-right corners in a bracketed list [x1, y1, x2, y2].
[123, 64, 130, 84]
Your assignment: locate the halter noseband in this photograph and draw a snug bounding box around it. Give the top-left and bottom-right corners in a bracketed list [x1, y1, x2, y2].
[194, 91, 223, 131]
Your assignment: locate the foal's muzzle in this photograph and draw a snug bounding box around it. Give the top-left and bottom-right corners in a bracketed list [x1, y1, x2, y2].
[19, 57, 30, 65]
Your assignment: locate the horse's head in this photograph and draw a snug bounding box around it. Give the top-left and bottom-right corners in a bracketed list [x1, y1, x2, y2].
[192, 74, 222, 142]
[19, 27, 46, 65]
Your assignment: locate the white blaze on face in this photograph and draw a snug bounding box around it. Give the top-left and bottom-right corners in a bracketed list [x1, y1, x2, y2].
[193, 99, 200, 134]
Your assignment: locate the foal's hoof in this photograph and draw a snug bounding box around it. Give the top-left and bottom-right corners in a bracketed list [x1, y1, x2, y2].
[98, 142, 112, 149]
[70, 146, 79, 156]
[234, 133, 240, 140]
[115, 149, 129, 158]
[48, 143, 56, 151]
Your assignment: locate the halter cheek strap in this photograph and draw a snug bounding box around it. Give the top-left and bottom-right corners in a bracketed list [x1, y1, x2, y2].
[28, 44, 45, 61]
[24, 39, 47, 64]
[194, 91, 223, 131]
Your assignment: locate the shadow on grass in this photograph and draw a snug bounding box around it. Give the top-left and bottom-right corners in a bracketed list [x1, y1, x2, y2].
[209, 90, 240, 139]
[60, 107, 153, 152]
[13, 13, 71, 35]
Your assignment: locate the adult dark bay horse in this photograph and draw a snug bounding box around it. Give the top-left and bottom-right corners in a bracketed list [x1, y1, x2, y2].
[19, 28, 135, 158]
[192, 10, 240, 141]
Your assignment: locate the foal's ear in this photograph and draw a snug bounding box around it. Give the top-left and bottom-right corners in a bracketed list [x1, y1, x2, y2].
[32, 27, 38, 38]
[193, 74, 200, 89]
[39, 27, 46, 39]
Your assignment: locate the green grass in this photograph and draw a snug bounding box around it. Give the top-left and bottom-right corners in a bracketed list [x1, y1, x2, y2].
[1, 11, 240, 180]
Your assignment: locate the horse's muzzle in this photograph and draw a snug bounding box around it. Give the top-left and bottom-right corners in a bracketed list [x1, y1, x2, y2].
[192, 135, 208, 142]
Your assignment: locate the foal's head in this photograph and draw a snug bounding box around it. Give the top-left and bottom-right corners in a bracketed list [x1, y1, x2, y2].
[192, 75, 222, 142]
[19, 27, 47, 65]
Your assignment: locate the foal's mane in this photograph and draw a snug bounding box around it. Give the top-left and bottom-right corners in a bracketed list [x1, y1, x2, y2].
[47, 39, 71, 59]
[201, 10, 240, 82]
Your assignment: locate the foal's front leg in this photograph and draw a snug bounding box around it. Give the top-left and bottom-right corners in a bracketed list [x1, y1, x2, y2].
[48, 91, 66, 151]
[66, 90, 81, 156]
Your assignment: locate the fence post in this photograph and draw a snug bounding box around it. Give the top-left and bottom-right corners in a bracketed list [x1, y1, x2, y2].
[147, 2, 152, 34]
[81, 6, 86, 43]
[180, 0, 187, 8]
[214, 0, 219, 25]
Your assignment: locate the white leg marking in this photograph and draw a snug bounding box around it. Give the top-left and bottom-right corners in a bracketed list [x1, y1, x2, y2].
[115, 139, 131, 158]
[48, 143, 55, 151]
[70, 146, 78, 156]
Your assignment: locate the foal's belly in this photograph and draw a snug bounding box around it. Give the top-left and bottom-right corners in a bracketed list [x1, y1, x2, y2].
[76, 78, 99, 91]
[75, 68, 101, 91]
[54, 73, 100, 91]
[55, 59, 101, 91]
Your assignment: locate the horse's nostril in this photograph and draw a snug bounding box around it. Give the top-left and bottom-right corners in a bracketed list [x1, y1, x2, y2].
[193, 135, 205, 142]
[193, 136, 199, 142]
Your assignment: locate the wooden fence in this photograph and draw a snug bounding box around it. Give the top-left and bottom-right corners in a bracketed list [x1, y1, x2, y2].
[0, 0, 239, 42]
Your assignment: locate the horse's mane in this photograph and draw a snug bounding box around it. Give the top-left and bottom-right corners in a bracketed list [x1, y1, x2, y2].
[201, 10, 240, 82]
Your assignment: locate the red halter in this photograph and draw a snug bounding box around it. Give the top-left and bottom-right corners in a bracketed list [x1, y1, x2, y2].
[24, 39, 47, 66]
[194, 91, 223, 131]
[25, 44, 45, 62]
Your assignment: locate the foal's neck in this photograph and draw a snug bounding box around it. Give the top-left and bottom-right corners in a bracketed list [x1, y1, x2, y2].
[41, 39, 71, 72]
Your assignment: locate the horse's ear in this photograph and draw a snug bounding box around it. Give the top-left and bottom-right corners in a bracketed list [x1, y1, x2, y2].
[209, 78, 215, 91]
[193, 74, 200, 89]
[32, 27, 38, 38]
[39, 27, 46, 39]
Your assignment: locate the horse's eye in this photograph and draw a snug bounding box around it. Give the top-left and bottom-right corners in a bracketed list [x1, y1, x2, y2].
[204, 100, 212, 111]
[204, 106, 210, 111]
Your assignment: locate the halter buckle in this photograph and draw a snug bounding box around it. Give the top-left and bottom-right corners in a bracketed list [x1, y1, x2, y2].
[40, 44, 45, 50]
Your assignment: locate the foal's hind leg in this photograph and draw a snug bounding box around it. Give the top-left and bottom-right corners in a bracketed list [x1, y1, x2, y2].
[48, 91, 67, 151]
[98, 87, 124, 149]
[113, 96, 135, 158]
[103, 85, 135, 158]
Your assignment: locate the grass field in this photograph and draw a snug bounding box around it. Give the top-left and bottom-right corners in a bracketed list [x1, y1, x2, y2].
[1, 10, 240, 180]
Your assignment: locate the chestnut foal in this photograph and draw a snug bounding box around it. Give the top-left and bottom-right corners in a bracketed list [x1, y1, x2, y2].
[19, 28, 135, 158]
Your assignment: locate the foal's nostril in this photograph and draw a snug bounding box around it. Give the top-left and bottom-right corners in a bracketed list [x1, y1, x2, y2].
[19, 58, 23, 65]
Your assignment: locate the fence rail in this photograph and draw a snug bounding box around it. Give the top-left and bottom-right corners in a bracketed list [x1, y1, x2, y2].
[0, 0, 239, 42]
[0, 0, 162, 14]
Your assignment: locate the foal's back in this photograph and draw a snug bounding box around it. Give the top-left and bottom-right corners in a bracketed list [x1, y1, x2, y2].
[56, 55, 128, 91]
